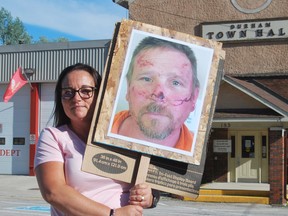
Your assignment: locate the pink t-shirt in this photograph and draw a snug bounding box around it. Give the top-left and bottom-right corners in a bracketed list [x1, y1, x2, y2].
[34, 125, 131, 216]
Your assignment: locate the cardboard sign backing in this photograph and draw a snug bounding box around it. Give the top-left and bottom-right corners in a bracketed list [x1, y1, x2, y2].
[82, 19, 225, 198]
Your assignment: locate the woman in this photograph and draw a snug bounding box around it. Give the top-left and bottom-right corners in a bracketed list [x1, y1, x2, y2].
[34, 63, 156, 216]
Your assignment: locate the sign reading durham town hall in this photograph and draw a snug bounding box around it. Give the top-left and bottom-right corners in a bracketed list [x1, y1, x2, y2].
[202, 19, 288, 42]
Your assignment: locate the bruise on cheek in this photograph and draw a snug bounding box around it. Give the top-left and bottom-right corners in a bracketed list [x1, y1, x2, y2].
[137, 54, 154, 68]
[169, 92, 180, 101]
[131, 86, 148, 98]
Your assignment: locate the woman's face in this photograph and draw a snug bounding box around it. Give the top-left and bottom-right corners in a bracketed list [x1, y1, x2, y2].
[61, 70, 97, 125]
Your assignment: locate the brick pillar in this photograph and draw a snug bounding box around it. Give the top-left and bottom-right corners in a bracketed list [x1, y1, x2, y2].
[269, 128, 286, 205]
[202, 128, 228, 183]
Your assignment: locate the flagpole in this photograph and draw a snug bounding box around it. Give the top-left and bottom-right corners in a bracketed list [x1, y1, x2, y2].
[22, 68, 34, 90]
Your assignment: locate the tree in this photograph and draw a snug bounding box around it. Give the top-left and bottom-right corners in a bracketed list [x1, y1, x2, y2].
[53, 37, 69, 43]
[34, 36, 69, 44]
[0, 7, 69, 45]
[0, 7, 32, 45]
[37, 36, 50, 43]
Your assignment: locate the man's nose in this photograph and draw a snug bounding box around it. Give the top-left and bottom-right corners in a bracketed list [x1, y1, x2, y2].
[151, 84, 165, 100]
[152, 91, 164, 100]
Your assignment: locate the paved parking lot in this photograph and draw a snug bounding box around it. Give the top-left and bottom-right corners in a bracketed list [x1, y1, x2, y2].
[0, 175, 287, 216]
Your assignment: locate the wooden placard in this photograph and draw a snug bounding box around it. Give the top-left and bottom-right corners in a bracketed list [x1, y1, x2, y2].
[88, 19, 223, 164]
[82, 19, 225, 197]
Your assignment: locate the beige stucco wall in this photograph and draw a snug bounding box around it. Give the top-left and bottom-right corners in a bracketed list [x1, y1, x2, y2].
[216, 82, 267, 109]
[128, 0, 288, 76]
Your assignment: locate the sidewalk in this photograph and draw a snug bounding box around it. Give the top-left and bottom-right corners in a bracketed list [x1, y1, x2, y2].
[0, 175, 287, 216]
[0, 175, 49, 215]
[0, 174, 43, 201]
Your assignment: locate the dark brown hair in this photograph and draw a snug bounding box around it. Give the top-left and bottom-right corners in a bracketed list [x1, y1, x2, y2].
[52, 63, 102, 127]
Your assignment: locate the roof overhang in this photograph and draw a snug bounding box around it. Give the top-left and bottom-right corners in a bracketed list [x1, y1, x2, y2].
[213, 117, 287, 123]
[223, 75, 288, 117]
[213, 108, 287, 123]
[113, 0, 135, 9]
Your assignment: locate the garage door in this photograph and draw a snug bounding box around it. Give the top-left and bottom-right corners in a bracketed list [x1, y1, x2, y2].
[0, 85, 30, 174]
[40, 83, 56, 131]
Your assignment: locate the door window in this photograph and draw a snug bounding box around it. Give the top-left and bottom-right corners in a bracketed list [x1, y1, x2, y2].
[241, 136, 255, 158]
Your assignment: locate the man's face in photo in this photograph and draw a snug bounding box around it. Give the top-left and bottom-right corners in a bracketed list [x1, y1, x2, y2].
[126, 46, 199, 140]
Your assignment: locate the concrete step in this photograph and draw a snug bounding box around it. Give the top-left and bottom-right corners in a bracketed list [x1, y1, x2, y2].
[199, 189, 269, 196]
[183, 189, 270, 204]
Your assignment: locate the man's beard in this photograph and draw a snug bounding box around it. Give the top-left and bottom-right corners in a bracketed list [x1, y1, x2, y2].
[136, 103, 174, 140]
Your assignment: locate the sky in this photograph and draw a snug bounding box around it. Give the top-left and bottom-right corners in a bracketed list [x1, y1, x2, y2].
[0, 0, 128, 42]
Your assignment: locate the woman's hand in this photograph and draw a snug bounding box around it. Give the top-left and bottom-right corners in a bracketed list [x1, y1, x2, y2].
[114, 205, 143, 216]
[129, 183, 153, 208]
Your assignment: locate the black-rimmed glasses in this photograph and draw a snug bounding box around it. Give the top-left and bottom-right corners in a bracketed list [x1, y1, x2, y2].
[61, 86, 97, 100]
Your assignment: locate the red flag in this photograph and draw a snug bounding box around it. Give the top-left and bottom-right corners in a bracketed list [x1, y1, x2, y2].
[3, 67, 28, 102]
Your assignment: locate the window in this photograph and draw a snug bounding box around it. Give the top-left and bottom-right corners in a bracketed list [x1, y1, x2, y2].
[230, 136, 235, 158]
[13, 137, 25, 145]
[241, 136, 255, 158]
[262, 136, 267, 158]
[0, 138, 5, 145]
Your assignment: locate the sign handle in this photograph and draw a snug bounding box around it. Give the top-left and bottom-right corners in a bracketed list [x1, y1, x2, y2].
[134, 154, 151, 185]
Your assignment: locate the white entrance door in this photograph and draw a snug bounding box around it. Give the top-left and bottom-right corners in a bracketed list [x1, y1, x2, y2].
[236, 131, 259, 183]
[228, 130, 268, 183]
